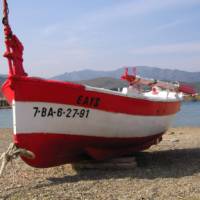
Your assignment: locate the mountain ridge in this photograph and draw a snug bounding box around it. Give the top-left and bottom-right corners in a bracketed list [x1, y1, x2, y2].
[51, 66, 200, 83]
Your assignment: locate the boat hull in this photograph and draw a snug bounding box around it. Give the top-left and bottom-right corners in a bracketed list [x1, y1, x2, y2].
[14, 132, 163, 168]
[2, 76, 181, 167]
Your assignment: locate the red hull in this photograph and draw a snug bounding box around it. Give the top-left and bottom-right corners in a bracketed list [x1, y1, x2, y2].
[14, 132, 163, 168]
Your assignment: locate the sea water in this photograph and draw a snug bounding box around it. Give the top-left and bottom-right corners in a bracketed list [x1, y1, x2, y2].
[0, 109, 12, 128]
[0, 102, 200, 128]
[173, 101, 200, 127]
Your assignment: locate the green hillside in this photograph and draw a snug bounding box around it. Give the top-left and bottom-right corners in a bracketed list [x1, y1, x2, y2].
[77, 77, 127, 90]
[191, 82, 200, 93]
[0, 75, 6, 85]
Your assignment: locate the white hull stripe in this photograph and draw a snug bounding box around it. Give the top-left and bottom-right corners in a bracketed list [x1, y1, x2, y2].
[13, 101, 175, 138]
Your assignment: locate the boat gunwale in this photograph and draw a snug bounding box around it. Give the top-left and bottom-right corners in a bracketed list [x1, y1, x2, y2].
[3, 75, 182, 104]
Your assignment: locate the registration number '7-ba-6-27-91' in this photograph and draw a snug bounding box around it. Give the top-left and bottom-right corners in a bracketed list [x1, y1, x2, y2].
[33, 107, 90, 119]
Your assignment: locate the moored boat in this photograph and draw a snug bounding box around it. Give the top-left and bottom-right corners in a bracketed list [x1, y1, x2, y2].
[1, 0, 195, 168]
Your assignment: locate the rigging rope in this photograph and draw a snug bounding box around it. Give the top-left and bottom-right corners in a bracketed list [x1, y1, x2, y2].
[0, 143, 35, 176]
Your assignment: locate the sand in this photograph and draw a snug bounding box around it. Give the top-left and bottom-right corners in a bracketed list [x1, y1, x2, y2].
[0, 127, 200, 200]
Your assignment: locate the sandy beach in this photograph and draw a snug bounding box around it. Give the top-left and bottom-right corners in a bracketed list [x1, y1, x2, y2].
[0, 127, 200, 200]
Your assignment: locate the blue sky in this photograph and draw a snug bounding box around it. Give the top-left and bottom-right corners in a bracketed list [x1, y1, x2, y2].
[0, 0, 200, 77]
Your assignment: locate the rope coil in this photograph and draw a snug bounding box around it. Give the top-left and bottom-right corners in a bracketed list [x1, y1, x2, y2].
[0, 143, 35, 176]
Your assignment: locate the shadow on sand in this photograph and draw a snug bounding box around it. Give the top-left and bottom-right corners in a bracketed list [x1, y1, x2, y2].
[33, 147, 200, 188]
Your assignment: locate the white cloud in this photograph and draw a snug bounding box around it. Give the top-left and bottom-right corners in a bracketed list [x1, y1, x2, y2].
[40, 24, 61, 36]
[80, 0, 200, 26]
[155, 19, 186, 32]
[131, 42, 200, 55]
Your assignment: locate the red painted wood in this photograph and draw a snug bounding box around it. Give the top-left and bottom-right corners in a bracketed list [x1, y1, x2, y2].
[14, 132, 163, 168]
[2, 76, 181, 116]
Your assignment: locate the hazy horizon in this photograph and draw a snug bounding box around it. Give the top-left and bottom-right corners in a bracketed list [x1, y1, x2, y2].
[1, 65, 200, 78]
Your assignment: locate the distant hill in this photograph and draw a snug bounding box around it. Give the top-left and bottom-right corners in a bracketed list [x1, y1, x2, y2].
[0, 74, 6, 98]
[0, 75, 7, 98]
[0, 75, 6, 85]
[77, 77, 127, 90]
[190, 82, 200, 93]
[52, 66, 200, 83]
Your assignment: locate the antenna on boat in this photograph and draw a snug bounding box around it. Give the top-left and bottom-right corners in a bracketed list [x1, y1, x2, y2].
[132, 67, 137, 76]
[121, 67, 139, 85]
[2, 0, 27, 76]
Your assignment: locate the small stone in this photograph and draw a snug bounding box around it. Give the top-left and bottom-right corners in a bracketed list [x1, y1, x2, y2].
[171, 138, 179, 143]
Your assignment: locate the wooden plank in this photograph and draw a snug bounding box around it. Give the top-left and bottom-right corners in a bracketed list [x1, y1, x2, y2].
[72, 157, 137, 170]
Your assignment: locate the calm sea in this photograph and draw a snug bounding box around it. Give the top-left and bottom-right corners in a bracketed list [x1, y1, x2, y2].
[0, 102, 199, 128]
[172, 101, 200, 127]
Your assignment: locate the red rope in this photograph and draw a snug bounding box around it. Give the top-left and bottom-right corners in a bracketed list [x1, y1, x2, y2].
[2, 0, 27, 76]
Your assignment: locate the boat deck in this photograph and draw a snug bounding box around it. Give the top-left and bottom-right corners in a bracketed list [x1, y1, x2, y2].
[85, 85, 183, 102]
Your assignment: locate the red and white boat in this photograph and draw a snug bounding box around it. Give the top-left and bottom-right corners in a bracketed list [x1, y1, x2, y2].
[1, 1, 195, 168]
